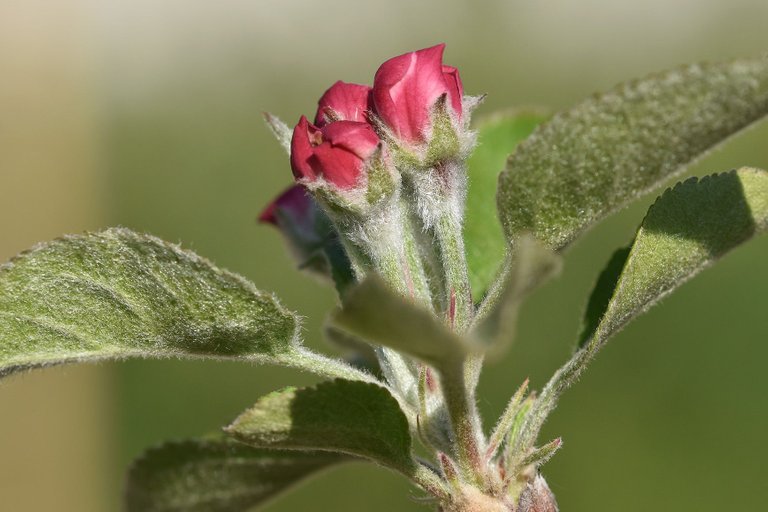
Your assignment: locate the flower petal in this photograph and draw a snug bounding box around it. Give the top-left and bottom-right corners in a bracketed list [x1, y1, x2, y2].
[315, 81, 373, 126]
[373, 44, 451, 143]
[290, 116, 321, 181]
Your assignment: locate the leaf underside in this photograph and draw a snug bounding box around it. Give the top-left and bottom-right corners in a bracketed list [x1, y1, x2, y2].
[331, 276, 473, 369]
[226, 378, 415, 474]
[498, 58, 768, 252]
[0, 228, 301, 378]
[126, 438, 347, 512]
[583, 167, 768, 349]
[465, 110, 548, 299]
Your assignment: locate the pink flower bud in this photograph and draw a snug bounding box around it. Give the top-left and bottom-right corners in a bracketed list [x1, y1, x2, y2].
[290, 116, 380, 190]
[259, 184, 352, 283]
[314, 81, 373, 126]
[372, 43, 463, 144]
[258, 184, 313, 226]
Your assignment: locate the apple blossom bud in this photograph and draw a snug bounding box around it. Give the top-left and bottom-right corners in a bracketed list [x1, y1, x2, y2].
[290, 116, 380, 190]
[315, 81, 373, 126]
[259, 185, 337, 266]
[258, 183, 313, 227]
[372, 43, 463, 145]
[258, 184, 352, 284]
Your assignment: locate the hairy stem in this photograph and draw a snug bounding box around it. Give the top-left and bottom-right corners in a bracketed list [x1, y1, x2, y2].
[440, 358, 485, 485]
[434, 212, 473, 333]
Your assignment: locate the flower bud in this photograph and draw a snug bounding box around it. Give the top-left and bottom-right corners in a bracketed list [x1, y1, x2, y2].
[372, 43, 463, 146]
[290, 116, 380, 190]
[314, 81, 373, 126]
[259, 184, 355, 290]
[258, 183, 312, 227]
[259, 185, 334, 268]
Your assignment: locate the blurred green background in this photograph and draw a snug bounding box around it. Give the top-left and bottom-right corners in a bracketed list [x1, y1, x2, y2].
[1, 1, 767, 510]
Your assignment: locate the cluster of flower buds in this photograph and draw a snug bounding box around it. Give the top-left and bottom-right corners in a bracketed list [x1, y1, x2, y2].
[261, 44, 478, 313]
[264, 43, 474, 213]
[290, 43, 472, 199]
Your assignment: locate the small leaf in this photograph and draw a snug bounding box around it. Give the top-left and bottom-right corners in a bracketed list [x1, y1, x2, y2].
[0, 228, 367, 382]
[465, 111, 548, 299]
[264, 112, 292, 154]
[584, 167, 768, 349]
[126, 438, 346, 512]
[473, 235, 562, 352]
[502, 394, 535, 468]
[226, 379, 416, 475]
[331, 276, 475, 369]
[498, 58, 768, 251]
[516, 437, 562, 472]
[486, 378, 529, 461]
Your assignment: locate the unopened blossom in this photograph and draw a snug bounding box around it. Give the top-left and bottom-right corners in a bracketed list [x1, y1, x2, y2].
[372, 43, 463, 145]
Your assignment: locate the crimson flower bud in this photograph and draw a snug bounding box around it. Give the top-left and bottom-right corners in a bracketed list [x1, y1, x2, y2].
[372, 43, 463, 145]
[314, 81, 373, 126]
[258, 183, 314, 227]
[258, 184, 353, 286]
[290, 116, 380, 190]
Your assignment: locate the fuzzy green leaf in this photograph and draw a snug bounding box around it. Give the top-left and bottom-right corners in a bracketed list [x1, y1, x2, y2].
[0, 228, 365, 381]
[226, 379, 415, 475]
[498, 58, 768, 251]
[331, 276, 475, 369]
[577, 247, 631, 348]
[465, 111, 548, 299]
[583, 167, 768, 349]
[517, 168, 768, 460]
[126, 438, 346, 512]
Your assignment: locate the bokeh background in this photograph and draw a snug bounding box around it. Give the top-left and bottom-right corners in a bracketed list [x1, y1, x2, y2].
[1, 1, 767, 510]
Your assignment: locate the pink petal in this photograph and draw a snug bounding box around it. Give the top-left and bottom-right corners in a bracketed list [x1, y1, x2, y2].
[315, 81, 373, 126]
[442, 65, 463, 119]
[309, 143, 365, 189]
[321, 121, 380, 160]
[372, 44, 452, 143]
[290, 116, 320, 181]
[258, 184, 312, 225]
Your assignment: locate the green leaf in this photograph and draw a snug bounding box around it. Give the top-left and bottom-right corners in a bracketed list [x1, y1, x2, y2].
[583, 167, 768, 349]
[330, 276, 475, 370]
[473, 235, 562, 353]
[226, 379, 416, 475]
[498, 58, 768, 251]
[465, 110, 548, 300]
[0, 228, 367, 382]
[577, 247, 631, 348]
[126, 438, 346, 512]
[516, 437, 562, 472]
[517, 168, 768, 461]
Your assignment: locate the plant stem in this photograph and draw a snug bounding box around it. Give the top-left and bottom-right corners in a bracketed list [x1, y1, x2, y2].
[371, 199, 433, 308]
[281, 348, 379, 384]
[411, 461, 451, 502]
[440, 358, 485, 485]
[434, 211, 473, 333]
